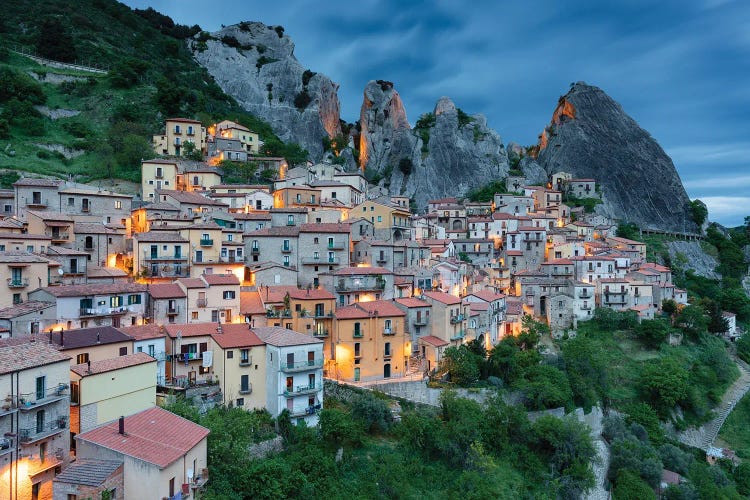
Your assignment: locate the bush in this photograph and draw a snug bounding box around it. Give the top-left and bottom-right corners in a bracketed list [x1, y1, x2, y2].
[302, 69, 316, 87]
[690, 199, 708, 226]
[36, 18, 76, 62]
[635, 319, 670, 348]
[351, 393, 392, 433]
[62, 120, 94, 139]
[293, 90, 312, 110]
[612, 469, 657, 499]
[737, 333, 750, 364]
[457, 108, 474, 127]
[256, 56, 278, 69]
[221, 35, 241, 48]
[0, 67, 45, 105]
[440, 345, 482, 385]
[0, 118, 9, 139]
[398, 157, 413, 176]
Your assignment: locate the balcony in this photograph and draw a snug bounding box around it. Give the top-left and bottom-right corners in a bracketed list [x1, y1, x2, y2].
[383, 328, 396, 336]
[18, 384, 68, 410]
[167, 305, 181, 315]
[251, 247, 260, 255]
[239, 357, 252, 367]
[580, 305, 592, 310]
[578, 293, 592, 299]
[79, 306, 129, 317]
[281, 359, 324, 373]
[19, 416, 68, 444]
[301, 256, 341, 265]
[283, 383, 322, 397]
[239, 383, 253, 395]
[313, 329, 329, 338]
[26, 197, 48, 208]
[450, 314, 465, 324]
[450, 331, 466, 341]
[142, 253, 188, 262]
[196, 298, 207, 308]
[335, 280, 385, 292]
[50, 232, 69, 242]
[7, 277, 29, 288]
[413, 317, 428, 326]
[266, 310, 292, 318]
[327, 242, 345, 250]
[289, 404, 321, 418]
[199, 238, 213, 246]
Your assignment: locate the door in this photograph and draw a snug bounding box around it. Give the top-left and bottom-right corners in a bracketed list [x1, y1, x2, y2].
[384, 363, 391, 379]
[354, 368, 360, 382]
[188, 371, 196, 384]
[307, 351, 315, 366]
[286, 353, 294, 370]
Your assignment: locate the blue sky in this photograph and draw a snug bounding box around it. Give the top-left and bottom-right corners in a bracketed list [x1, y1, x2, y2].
[124, 0, 749, 226]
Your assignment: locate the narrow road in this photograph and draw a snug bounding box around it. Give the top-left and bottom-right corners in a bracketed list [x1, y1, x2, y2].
[677, 358, 750, 450]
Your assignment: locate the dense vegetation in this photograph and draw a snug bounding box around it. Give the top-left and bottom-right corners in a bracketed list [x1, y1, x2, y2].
[167, 387, 600, 499]
[0, 0, 307, 183]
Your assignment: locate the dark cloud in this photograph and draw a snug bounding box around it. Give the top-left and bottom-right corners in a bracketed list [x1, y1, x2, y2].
[124, 0, 749, 225]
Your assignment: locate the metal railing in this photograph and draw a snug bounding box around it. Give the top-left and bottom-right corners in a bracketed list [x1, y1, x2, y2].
[281, 359, 323, 373]
[19, 417, 68, 443]
[313, 329, 329, 337]
[196, 298, 207, 308]
[450, 314, 465, 324]
[383, 328, 396, 336]
[200, 238, 213, 246]
[283, 383, 322, 397]
[80, 306, 129, 317]
[7, 277, 29, 288]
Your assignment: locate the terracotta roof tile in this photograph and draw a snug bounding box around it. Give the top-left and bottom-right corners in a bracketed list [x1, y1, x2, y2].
[163, 323, 218, 338]
[252, 326, 324, 346]
[76, 406, 210, 468]
[422, 291, 461, 305]
[71, 352, 156, 377]
[211, 325, 264, 348]
[394, 297, 431, 308]
[116, 324, 166, 341]
[148, 283, 186, 299]
[0, 339, 70, 374]
[53, 459, 122, 486]
[335, 300, 406, 319]
[419, 335, 449, 347]
[51, 326, 133, 350]
[240, 291, 265, 315]
[202, 273, 240, 286]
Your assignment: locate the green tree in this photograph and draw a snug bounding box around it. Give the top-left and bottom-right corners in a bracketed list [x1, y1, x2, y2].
[318, 408, 363, 448]
[182, 140, 203, 161]
[608, 436, 663, 486]
[689, 199, 708, 226]
[624, 402, 664, 445]
[737, 333, 750, 364]
[612, 469, 656, 499]
[351, 393, 392, 433]
[675, 305, 708, 339]
[36, 18, 76, 62]
[562, 336, 609, 409]
[616, 222, 640, 240]
[635, 319, 670, 348]
[440, 345, 482, 385]
[519, 364, 574, 410]
[639, 357, 688, 416]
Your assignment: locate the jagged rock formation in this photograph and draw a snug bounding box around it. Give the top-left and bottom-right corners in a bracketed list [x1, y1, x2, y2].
[537, 82, 696, 232]
[359, 81, 509, 208]
[190, 22, 340, 158]
[666, 241, 720, 280]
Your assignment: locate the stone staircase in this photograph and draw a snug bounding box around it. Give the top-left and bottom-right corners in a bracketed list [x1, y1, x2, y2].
[407, 354, 426, 376]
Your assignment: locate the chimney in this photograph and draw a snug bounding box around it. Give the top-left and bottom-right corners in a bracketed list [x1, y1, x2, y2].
[87, 360, 91, 374]
[97, 332, 101, 344]
[118, 415, 125, 435]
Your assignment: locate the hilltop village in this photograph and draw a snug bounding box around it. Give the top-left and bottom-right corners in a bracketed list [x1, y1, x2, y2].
[0, 116, 707, 499]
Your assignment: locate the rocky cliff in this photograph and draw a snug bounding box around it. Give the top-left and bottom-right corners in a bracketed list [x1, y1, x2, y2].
[359, 81, 509, 209]
[190, 22, 340, 158]
[536, 82, 696, 232]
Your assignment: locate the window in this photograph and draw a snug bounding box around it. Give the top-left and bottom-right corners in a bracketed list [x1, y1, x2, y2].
[223, 291, 236, 299]
[127, 294, 141, 305]
[236, 398, 244, 407]
[287, 215, 294, 225]
[191, 311, 198, 320]
[384, 342, 391, 357]
[377, 216, 382, 222]
[76, 353, 89, 364]
[240, 375, 250, 393]
[119, 347, 128, 356]
[110, 296, 123, 308]
[36, 376, 46, 401]
[283, 255, 290, 267]
[67, 197, 74, 206]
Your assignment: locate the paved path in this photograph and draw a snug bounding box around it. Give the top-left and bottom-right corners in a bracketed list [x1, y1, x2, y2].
[678, 358, 750, 450]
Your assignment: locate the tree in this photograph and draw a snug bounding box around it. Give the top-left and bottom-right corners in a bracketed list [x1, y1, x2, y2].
[612, 469, 657, 499]
[639, 357, 688, 416]
[661, 299, 678, 318]
[675, 305, 708, 339]
[635, 319, 670, 348]
[690, 199, 708, 227]
[519, 365, 574, 410]
[182, 140, 203, 161]
[608, 437, 663, 486]
[440, 345, 481, 385]
[737, 333, 750, 364]
[562, 336, 609, 409]
[36, 18, 76, 62]
[624, 402, 664, 445]
[318, 408, 362, 448]
[350, 393, 392, 433]
[398, 157, 413, 176]
[616, 223, 640, 241]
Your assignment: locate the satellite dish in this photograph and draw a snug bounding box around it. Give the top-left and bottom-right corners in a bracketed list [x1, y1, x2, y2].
[57, 268, 64, 275]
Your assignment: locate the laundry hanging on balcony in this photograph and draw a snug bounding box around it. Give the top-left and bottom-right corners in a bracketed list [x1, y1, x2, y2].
[202, 350, 213, 368]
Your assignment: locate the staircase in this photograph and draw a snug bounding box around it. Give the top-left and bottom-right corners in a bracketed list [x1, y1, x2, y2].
[407, 354, 426, 376]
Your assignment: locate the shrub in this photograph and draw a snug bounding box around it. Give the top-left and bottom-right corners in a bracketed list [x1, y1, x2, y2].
[256, 56, 278, 69]
[457, 108, 474, 127]
[36, 18, 76, 62]
[36, 150, 51, 159]
[274, 25, 285, 38]
[293, 90, 312, 111]
[0, 118, 9, 139]
[302, 69, 316, 87]
[62, 120, 93, 139]
[690, 199, 708, 226]
[350, 393, 392, 433]
[0, 67, 45, 105]
[398, 157, 413, 176]
[221, 35, 241, 48]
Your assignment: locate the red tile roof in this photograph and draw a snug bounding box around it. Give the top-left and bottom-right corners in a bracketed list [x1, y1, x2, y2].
[335, 300, 406, 319]
[201, 273, 240, 286]
[177, 278, 206, 289]
[211, 325, 263, 349]
[76, 406, 209, 468]
[422, 291, 461, 305]
[252, 326, 324, 346]
[164, 323, 218, 338]
[116, 324, 166, 341]
[419, 335, 449, 347]
[468, 290, 506, 302]
[71, 352, 156, 377]
[0, 339, 70, 374]
[148, 284, 186, 299]
[240, 291, 265, 315]
[394, 297, 431, 308]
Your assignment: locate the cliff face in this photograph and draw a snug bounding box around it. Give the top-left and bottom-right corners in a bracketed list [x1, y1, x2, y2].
[537, 82, 696, 232]
[190, 22, 341, 158]
[359, 81, 509, 208]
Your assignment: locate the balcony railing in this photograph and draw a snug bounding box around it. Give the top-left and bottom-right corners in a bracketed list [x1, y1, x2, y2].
[383, 328, 396, 336]
[7, 277, 29, 288]
[239, 356, 252, 366]
[281, 359, 324, 373]
[327, 242, 345, 250]
[251, 247, 260, 254]
[196, 298, 207, 308]
[199, 238, 213, 246]
[289, 404, 321, 418]
[413, 317, 428, 326]
[19, 417, 68, 444]
[142, 254, 188, 262]
[450, 314, 465, 324]
[26, 197, 48, 207]
[50, 232, 69, 241]
[450, 330, 465, 341]
[335, 281, 385, 292]
[239, 383, 253, 395]
[18, 384, 68, 409]
[167, 305, 181, 315]
[283, 383, 322, 397]
[266, 310, 292, 318]
[313, 329, 329, 337]
[80, 306, 129, 317]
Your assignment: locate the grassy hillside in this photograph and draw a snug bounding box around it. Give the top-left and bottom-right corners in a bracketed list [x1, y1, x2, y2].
[0, 0, 305, 183]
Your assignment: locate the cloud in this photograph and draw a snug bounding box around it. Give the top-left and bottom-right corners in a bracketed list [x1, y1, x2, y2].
[667, 143, 750, 167]
[700, 197, 750, 226]
[683, 175, 750, 190]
